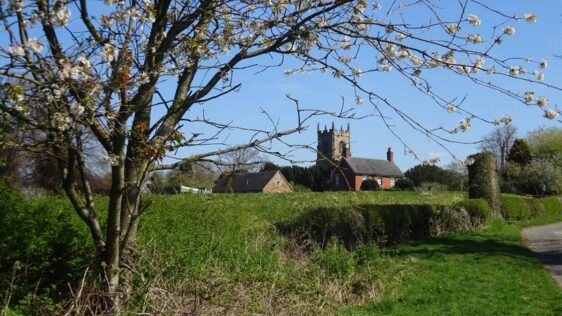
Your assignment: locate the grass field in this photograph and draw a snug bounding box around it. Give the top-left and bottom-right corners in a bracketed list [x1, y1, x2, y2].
[133, 191, 562, 314]
[2, 190, 561, 314]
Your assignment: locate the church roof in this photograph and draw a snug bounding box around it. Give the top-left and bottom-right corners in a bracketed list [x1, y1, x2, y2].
[343, 157, 404, 177]
[213, 170, 285, 193]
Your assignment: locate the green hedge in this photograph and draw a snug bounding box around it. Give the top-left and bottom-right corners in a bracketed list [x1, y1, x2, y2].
[453, 199, 492, 224]
[277, 204, 440, 249]
[501, 195, 562, 220]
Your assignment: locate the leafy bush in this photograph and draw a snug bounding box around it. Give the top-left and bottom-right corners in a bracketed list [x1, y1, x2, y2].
[395, 178, 415, 191]
[360, 179, 380, 191]
[0, 184, 91, 313]
[453, 199, 492, 224]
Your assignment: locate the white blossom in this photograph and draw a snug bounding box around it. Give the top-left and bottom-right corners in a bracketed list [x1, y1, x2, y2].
[52, 112, 72, 131]
[503, 26, 515, 36]
[450, 127, 458, 134]
[351, 67, 362, 77]
[447, 104, 457, 112]
[524, 91, 535, 103]
[539, 59, 548, 69]
[446, 23, 461, 35]
[533, 70, 544, 81]
[543, 109, 559, 120]
[486, 66, 495, 75]
[8, 44, 25, 56]
[468, 14, 481, 26]
[537, 96, 548, 107]
[101, 43, 116, 63]
[77, 55, 92, 70]
[492, 119, 500, 126]
[27, 38, 43, 54]
[395, 33, 406, 42]
[380, 63, 392, 72]
[509, 66, 519, 76]
[500, 114, 512, 125]
[373, 2, 382, 10]
[466, 34, 482, 43]
[523, 14, 537, 23]
[465, 157, 475, 166]
[459, 119, 470, 132]
[355, 96, 364, 105]
[69, 102, 85, 117]
[53, 3, 71, 27]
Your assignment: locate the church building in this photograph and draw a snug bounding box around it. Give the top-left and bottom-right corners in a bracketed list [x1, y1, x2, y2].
[316, 123, 404, 190]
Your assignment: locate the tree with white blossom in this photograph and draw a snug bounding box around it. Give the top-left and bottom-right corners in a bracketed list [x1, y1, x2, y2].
[0, 0, 560, 311]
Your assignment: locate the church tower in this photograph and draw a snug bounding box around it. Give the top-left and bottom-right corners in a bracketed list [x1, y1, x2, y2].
[316, 122, 351, 167]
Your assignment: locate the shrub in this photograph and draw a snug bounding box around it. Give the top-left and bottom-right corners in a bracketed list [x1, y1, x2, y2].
[360, 179, 380, 191]
[453, 199, 492, 224]
[501, 195, 529, 220]
[395, 178, 415, 191]
[419, 182, 449, 192]
[0, 184, 91, 313]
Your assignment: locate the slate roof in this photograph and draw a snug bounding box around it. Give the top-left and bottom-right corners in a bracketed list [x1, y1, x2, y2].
[213, 170, 282, 193]
[343, 157, 404, 177]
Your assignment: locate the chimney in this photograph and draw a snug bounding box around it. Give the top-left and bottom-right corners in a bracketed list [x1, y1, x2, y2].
[387, 147, 394, 162]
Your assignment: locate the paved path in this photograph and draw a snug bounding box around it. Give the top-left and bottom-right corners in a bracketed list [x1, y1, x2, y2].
[522, 222, 562, 288]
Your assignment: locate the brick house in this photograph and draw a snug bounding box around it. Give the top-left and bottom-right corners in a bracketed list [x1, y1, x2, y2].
[331, 148, 404, 191]
[213, 170, 293, 193]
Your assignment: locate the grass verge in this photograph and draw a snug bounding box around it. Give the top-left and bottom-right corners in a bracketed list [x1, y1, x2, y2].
[349, 217, 562, 315]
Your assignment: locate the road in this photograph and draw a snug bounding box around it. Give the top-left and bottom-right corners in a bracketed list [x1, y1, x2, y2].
[522, 222, 562, 288]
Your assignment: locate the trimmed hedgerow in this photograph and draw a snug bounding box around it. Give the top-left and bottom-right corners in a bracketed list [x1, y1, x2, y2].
[467, 152, 502, 216]
[277, 204, 439, 249]
[501, 195, 562, 220]
[453, 199, 492, 224]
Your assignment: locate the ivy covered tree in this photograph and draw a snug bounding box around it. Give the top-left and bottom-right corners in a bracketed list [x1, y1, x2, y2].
[0, 0, 559, 311]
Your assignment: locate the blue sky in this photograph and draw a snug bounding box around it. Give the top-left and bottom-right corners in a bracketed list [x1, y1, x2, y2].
[173, 1, 562, 170]
[2, 1, 561, 171]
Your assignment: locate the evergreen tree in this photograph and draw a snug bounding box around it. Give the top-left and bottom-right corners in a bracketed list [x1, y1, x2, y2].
[507, 139, 532, 166]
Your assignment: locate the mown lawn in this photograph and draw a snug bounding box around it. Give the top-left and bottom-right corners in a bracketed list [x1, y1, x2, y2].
[349, 218, 562, 315]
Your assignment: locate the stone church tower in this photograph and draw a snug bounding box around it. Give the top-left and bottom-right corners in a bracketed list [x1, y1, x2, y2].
[316, 122, 351, 167]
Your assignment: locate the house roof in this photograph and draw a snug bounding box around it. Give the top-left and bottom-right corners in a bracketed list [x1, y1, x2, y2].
[213, 170, 282, 192]
[343, 157, 404, 177]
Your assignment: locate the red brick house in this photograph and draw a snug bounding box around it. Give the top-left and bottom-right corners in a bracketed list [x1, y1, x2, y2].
[331, 148, 404, 191]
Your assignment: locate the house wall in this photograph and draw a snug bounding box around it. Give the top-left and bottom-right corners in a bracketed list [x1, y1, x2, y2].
[263, 173, 293, 193]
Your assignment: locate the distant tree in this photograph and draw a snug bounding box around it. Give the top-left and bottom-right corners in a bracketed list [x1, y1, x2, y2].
[521, 160, 562, 197]
[526, 127, 562, 167]
[360, 179, 380, 191]
[404, 164, 465, 190]
[479, 125, 518, 171]
[507, 139, 532, 166]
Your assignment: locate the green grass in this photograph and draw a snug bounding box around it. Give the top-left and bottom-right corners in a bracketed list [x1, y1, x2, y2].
[3, 190, 561, 314]
[349, 218, 562, 315]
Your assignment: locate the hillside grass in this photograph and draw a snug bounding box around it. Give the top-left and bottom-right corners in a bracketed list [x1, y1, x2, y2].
[3, 190, 562, 314]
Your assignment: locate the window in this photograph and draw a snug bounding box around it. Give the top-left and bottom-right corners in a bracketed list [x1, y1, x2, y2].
[390, 177, 396, 187]
[376, 176, 382, 185]
[362, 175, 368, 181]
[340, 141, 347, 158]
